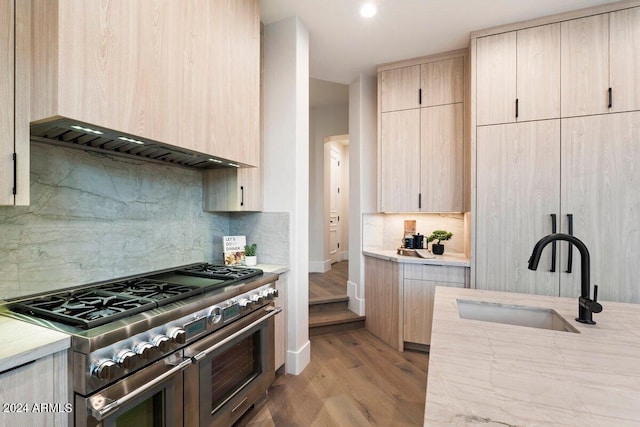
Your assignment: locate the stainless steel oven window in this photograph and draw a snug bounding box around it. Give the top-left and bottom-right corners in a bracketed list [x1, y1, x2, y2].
[99, 376, 179, 427]
[210, 330, 263, 413]
[114, 392, 163, 426]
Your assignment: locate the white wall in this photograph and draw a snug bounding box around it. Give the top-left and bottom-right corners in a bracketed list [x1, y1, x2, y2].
[308, 104, 348, 272]
[347, 74, 377, 315]
[263, 17, 310, 375]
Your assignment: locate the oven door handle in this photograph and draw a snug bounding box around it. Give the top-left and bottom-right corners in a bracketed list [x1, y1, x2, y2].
[90, 357, 193, 421]
[192, 306, 282, 362]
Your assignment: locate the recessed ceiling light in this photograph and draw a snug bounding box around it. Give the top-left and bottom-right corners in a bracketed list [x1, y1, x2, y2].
[360, 3, 377, 18]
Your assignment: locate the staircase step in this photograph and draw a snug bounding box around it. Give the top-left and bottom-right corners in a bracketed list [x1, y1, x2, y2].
[309, 296, 349, 313]
[309, 307, 365, 336]
[309, 295, 349, 306]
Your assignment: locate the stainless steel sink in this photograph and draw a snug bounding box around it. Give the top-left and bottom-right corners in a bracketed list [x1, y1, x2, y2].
[457, 299, 579, 333]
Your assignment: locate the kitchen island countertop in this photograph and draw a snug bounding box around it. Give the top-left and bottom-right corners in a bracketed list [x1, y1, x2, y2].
[425, 287, 640, 426]
[0, 316, 70, 372]
[363, 249, 470, 267]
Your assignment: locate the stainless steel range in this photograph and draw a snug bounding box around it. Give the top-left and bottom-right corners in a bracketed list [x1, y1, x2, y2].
[4, 263, 280, 427]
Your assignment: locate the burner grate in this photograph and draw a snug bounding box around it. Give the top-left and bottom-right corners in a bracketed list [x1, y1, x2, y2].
[177, 263, 263, 281]
[97, 278, 203, 305]
[11, 290, 157, 329]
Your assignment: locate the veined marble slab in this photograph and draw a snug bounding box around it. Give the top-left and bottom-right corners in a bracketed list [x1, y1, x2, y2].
[0, 316, 70, 372]
[363, 249, 470, 267]
[425, 287, 640, 426]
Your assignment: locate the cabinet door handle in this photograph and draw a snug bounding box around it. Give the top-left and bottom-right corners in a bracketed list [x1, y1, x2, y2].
[12, 153, 17, 196]
[515, 98, 519, 118]
[418, 193, 422, 209]
[240, 186, 244, 207]
[419, 88, 422, 105]
[608, 87, 612, 109]
[566, 214, 574, 273]
[550, 214, 557, 272]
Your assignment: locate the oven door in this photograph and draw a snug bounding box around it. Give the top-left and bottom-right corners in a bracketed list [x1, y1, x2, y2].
[184, 305, 280, 427]
[77, 352, 192, 427]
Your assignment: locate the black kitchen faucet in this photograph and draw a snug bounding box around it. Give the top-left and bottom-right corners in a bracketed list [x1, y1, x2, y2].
[528, 233, 603, 325]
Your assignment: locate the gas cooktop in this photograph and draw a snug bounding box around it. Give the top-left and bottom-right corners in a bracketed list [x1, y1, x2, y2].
[8, 263, 263, 330]
[176, 263, 263, 280]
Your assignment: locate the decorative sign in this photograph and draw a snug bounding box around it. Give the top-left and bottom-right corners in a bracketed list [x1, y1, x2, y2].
[223, 235, 246, 266]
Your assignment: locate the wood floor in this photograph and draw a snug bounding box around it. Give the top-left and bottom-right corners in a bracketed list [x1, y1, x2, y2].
[238, 329, 429, 427]
[309, 261, 348, 301]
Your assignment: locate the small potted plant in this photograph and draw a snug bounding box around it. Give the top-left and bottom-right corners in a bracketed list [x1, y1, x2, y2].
[244, 243, 258, 266]
[428, 230, 453, 255]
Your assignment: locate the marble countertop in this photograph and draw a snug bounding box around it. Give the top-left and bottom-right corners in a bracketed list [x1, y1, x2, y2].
[425, 287, 640, 426]
[363, 249, 470, 267]
[256, 263, 289, 274]
[0, 316, 70, 373]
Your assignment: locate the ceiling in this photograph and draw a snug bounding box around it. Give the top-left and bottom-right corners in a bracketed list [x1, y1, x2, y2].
[261, 0, 622, 85]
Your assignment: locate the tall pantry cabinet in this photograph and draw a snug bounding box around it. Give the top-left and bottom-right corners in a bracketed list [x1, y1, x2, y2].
[473, 3, 640, 303]
[0, 0, 28, 206]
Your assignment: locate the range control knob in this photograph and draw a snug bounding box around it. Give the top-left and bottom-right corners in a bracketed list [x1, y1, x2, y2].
[268, 288, 279, 298]
[208, 306, 223, 324]
[114, 349, 137, 370]
[133, 342, 155, 359]
[167, 327, 186, 344]
[250, 293, 264, 304]
[91, 360, 120, 381]
[151, 335, 172, 352]
[238, 298, 252, 311]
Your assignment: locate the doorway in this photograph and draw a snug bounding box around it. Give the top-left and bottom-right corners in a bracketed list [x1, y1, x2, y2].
[324, 134, 349, 266]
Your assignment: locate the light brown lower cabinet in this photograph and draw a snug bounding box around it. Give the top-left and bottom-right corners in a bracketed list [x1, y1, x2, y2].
[365, 256, 469, 351]
[364, 256, 403, 351]
[403, 264, 467, 347]
[274, 277, 286, 371]
[0, 350, 69, 426]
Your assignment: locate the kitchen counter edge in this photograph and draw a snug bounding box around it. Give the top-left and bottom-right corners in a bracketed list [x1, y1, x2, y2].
[0, 316, 70, 373]
[363, 249, 470, 267]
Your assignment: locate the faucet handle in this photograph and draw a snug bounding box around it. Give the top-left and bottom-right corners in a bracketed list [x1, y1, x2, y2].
[593, 284, 598, 302]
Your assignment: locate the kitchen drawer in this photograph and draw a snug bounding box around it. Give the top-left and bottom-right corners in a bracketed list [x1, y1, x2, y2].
[403, 264, 467, 284]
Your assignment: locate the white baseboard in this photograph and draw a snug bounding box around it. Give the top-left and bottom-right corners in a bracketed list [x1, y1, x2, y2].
[285, 339, 311, 375]
[347, 280, 365, 316]
[340, 251, 349, 261]
[308, 259, 331, 273]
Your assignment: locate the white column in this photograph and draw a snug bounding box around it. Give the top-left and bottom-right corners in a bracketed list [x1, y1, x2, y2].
[263, 17, 310, 375]
[348, 74, 377, 316]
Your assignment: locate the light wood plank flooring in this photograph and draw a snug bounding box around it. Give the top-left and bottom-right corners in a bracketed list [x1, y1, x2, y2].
[238, 329, 429, 426]
[309, 261, 348, 301]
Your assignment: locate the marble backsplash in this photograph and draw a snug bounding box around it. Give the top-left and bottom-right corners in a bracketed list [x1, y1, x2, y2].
[0, 143, 288, 299]
[363, 212, 465, 253]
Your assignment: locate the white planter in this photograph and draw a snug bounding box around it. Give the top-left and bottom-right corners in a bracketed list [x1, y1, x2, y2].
[245, 256, 257, 267]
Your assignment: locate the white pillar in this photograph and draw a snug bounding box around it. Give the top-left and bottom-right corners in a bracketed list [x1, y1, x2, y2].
[263, 17, 310, 375]
[348, 74, 377, 316]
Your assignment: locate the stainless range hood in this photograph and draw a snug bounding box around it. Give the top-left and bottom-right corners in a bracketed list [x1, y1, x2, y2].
[30, 118, 247, 170]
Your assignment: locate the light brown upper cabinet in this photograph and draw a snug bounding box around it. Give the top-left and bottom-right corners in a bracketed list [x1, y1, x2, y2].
[0, 0, 29, 206]
[477, 23, 560, 126]
[378, 51, 467, 213]
[561, 14, 609, 117]
[380, 110, 421, 212]
[561, 7, 640, 116]
[203, 168, 262, 212]
[420, 104, 463, 212]
[30, 0, 260, 167]
[609, 7, 640, 113]
[380, 66, 421, 112]
[421, 57, 464, 107]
